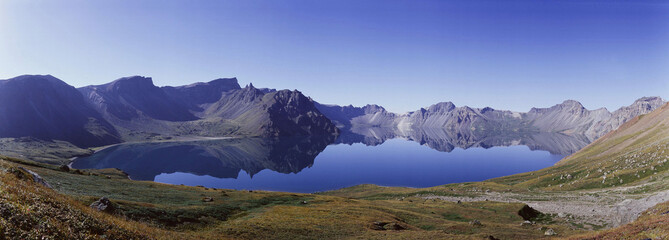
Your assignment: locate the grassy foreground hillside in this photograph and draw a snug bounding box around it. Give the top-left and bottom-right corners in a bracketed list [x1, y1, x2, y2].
[0, 104, 667, 239]
[1, 155, 579, 239]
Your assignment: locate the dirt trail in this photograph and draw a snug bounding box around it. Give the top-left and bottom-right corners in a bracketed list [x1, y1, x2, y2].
[421, 186, 669, 229]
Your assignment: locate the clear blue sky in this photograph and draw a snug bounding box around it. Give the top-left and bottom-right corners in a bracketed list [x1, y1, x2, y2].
[1, 0, 668, 113]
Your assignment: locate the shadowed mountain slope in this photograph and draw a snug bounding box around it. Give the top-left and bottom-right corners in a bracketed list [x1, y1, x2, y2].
[78, 76, 198, 122]
[162, 78, 241, 113]
[0, 75, 120, 147]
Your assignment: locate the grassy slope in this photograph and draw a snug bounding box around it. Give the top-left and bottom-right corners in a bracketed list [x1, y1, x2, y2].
[1, 154, 580, 239]
[0, 159, 178, 239]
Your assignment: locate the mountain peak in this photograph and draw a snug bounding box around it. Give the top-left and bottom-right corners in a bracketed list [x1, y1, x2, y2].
[105, 76, 155, 91]
[4, 74, 64, 86]
[427, 102, 456, 112]
[560, 100, 583, 107]
[633, 96, 664, 104]
[208, 77, 239, 86]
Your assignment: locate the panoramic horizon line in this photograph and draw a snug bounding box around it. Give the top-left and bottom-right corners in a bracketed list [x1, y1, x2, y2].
[3, 73, 665, 114]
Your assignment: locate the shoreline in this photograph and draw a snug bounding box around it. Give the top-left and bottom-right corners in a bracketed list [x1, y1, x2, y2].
[67, 136, 237, 168]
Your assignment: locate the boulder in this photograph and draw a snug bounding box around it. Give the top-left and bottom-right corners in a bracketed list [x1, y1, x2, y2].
[371, 221, 406, 231]
[544, 228, 556, 236]
[90, 197, 115, 213]
[518, 205, 541, 220]
[384, 222, 405, 230]
[16, 167, 52, 189]
[520, 220, 533, 226]
[371, 221, 389, 230]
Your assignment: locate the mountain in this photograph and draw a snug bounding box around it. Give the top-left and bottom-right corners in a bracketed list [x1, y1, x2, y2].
[401, 102, 528, 132]
[314, 103, 398, 129]
[79, 77, 339, 140]
[204, 84, 339, 137]
[318, 97, 665, 142]
[79, 76, 198, 122]
[0, 75, 120, 147]
[0, 75, 338, 150]
[585, 96, 665, 140]
[524, 100, 611, 135]
[162, 78, 241, 112]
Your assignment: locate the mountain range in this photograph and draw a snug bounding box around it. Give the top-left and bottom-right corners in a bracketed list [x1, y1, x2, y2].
[316, 97, 665, 142]
[0, 75, 664, 149]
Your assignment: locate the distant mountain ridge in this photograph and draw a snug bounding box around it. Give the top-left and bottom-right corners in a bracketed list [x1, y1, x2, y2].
[317, 97, 666, 142]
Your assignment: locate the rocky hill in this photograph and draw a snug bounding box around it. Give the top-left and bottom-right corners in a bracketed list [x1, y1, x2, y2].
[0, 75, 120, 147]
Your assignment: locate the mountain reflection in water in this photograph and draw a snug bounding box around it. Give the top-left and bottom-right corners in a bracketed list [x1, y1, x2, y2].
[72, 127, 589, 192]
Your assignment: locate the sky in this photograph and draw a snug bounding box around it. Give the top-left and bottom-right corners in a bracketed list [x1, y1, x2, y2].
[1, 0, 668, 113]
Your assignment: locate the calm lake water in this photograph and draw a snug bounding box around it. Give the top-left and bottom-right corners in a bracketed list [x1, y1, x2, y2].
[72, 130, 583, 193]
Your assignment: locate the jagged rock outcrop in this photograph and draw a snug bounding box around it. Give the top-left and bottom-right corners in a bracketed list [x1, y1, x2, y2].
[0, 75, 120, 147]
